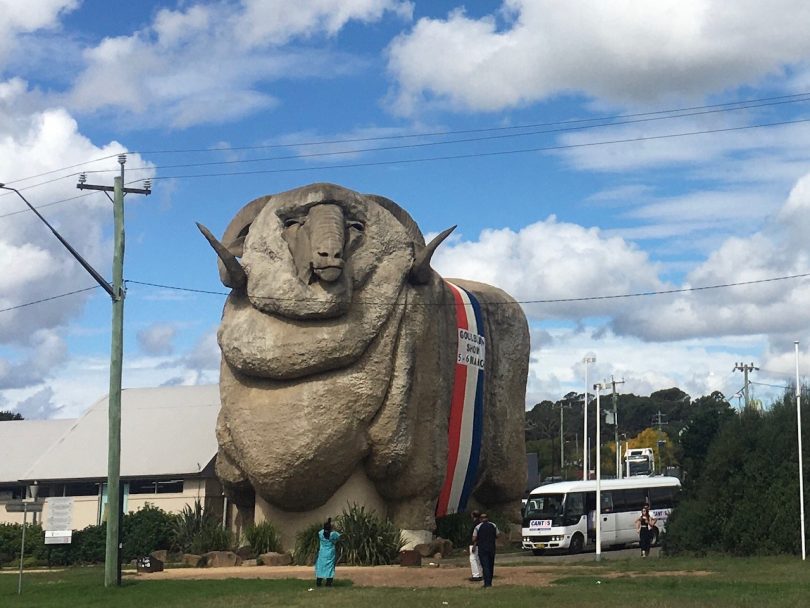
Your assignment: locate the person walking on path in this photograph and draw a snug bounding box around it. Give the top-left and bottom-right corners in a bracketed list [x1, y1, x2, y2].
[472, 513, 499, 587]
[315, 517, 341, 587]
[468, 510, 483, 582]
[635, 505, 657, 557]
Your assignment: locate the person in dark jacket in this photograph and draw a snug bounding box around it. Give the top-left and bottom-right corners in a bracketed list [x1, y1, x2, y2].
[472, 513, 499, 587]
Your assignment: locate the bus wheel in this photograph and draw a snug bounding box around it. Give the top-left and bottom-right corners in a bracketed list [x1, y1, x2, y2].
[568, 533, 584, 554]
[531, 549, 545, 556]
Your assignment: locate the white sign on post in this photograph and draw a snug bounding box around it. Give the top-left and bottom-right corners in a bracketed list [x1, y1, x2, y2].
[44, 497, 74, 545]
[44, 530, 72, 545]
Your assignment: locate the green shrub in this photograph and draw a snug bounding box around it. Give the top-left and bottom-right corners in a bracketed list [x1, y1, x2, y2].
[171, 499, 231, 554]
[335, 503, 403, 566]
[435, 512, 472, 548]
[72, 524, 107, 564]
[292, 521, 322, 566]
[122, 503, 175, 561]
[244, 520, 282, 555]
[0, 522, 44, 564]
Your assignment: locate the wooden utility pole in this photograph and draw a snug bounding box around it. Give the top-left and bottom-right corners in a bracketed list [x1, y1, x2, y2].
[608, 377, 625, 478]
[733, 362, 759, 409]
[78, 156, 150, 587]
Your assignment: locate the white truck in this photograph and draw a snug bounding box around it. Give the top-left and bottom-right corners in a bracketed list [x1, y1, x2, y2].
[625, 447, 655, 477]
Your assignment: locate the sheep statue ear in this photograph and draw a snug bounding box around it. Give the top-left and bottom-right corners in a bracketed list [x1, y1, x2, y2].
[409, 225, 456, 285]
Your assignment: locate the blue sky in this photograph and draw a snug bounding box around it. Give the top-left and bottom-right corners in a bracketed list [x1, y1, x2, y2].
[3, 0, 810, 419]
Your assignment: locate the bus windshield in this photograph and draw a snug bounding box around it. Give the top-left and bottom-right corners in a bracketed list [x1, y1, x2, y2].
[524, 493, 564, 519]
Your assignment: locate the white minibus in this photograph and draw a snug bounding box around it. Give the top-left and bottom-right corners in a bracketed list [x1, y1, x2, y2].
[521, 476, 681, 554]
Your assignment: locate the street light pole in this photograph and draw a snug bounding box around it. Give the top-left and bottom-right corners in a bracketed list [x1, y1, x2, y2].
[795, 341, 806, 561]
[560, 401, 565, 476]
[594, 382, 604, 561]
[582, 353, 596, 480]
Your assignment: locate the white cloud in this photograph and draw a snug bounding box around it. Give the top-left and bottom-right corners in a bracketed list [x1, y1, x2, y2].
[0, 330, 66, 390]
[431, 216, 664, 320]
[14, 386, 64, 419]
[136, 323, 178, 356]
[235, 0, 413, 47]
[0, 79, 153, 390]
[67, 0, 413, 127]
[527, 325, 756, 404]
[178, 329, 221, 372]
[0, 0, 78, 63]
[432, 167, 810, 347]
[387, 1, 810, 114]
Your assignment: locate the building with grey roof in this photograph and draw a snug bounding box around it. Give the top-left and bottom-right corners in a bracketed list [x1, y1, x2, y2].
[0, 385, 224, 529]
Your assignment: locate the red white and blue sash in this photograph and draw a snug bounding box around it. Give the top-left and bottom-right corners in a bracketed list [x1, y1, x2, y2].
[436, 281, 486, 517]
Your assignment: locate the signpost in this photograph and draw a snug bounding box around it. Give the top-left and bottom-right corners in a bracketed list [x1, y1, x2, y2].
[4, 498, 44, 595]
[44, 497, 74, 545]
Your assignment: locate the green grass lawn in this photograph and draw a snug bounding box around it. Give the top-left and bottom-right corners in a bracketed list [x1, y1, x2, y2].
[1, 555, 808, 607]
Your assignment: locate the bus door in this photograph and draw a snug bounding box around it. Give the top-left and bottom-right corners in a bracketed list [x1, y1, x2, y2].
[596, 491, 618, 547]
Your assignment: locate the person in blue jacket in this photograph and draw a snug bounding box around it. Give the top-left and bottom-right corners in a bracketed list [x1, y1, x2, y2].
[315, 517, 341, 587]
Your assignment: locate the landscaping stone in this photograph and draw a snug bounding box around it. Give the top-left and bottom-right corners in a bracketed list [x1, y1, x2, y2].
[399, 549, 422, 567]
[150, 549, 168, 563]
[259, 552, 292, 566]
[202, 551, 242, 567]
[182, 553, 204, 567]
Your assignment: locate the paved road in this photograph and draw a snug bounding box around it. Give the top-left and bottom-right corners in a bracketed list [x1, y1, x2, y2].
[442, 545, 660, 567]
[497, 545, 661, 563]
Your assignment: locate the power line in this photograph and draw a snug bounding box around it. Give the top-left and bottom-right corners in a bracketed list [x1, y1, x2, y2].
[79, 95, 810, 176]
[121, 271, 810, 305]
[750, 380, 790, 389]
[145, 117, 810, 182]
[0, 286, 100, 313]
[131, 91, 810, 154]
[0, 154, 121, 188]
[3, 91, 810, 192]
[5, 270, 810, 315]
[0, 178, 146, 219]
[0, 190, 100, 219]
[2, 114, 809, 222]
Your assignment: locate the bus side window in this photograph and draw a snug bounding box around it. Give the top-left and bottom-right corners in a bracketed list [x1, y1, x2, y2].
[623, 488, 647, 512]
[600, 491, 614, 513]
[649, 486, 676, 509]
[611, 490, 627, 512]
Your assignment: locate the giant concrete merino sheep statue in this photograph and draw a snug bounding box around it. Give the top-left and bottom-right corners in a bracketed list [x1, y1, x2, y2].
[198, 183, 529, 545]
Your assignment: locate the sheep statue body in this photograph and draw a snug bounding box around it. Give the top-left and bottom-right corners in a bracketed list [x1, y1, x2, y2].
[198, 183, 529, 545]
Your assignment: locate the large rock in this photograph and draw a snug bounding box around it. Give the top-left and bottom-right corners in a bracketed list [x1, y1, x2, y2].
[202, 551, 242, 568]
[414, 537, 454, 558]
[149, 550, 168, 563]
[182, 553, 203, 567]
[259, 552, 292, 566]
[199, 183, 529, 539]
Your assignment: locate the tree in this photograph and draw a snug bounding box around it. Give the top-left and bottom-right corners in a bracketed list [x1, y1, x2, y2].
[679, 391, 735, 481]
[0, 411, 23, 421]
[626, 427, 677, 470]
[665, 389, 809, 556]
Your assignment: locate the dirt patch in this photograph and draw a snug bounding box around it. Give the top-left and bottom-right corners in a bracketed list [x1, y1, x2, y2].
[134, 564, 710, 588]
